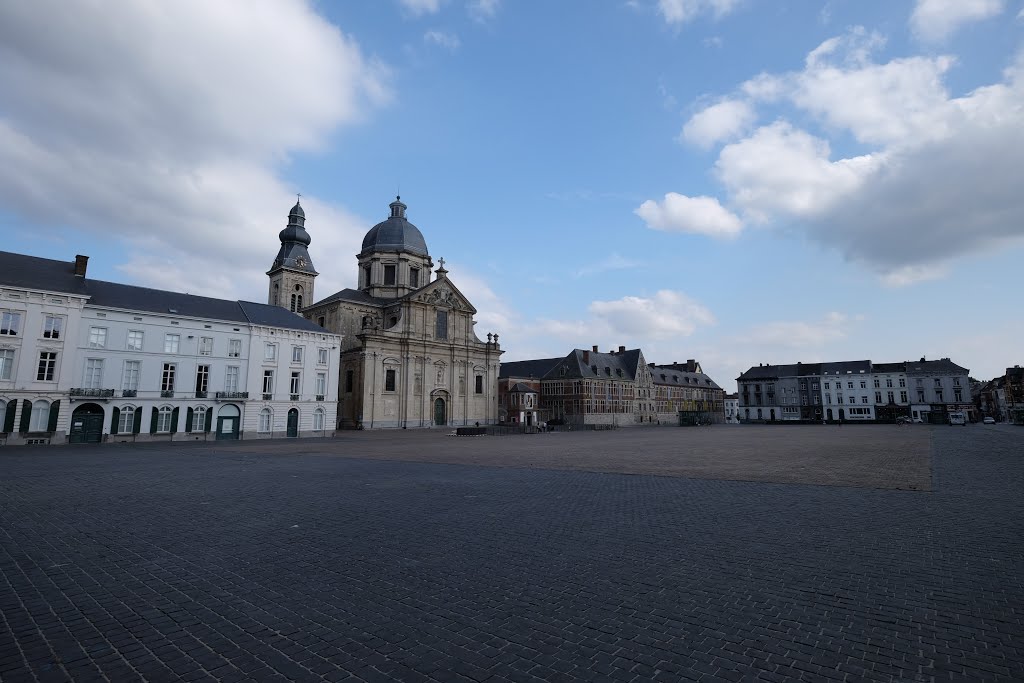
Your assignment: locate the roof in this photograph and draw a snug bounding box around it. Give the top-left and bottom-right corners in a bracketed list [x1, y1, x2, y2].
[0, 250, 331, 334]
[904, 358, 969, 375]
[872, 362, 906, 373]
[499, 357, 562, 379]
[359, 197, 428, 257]
[507, 382, 538, 393]
[737, 364, 792, 381]
[649, 365, 723, 390]
[307, 288, 390, 309]
[820, 360, 872, 375]
[543, 349, 643, 381]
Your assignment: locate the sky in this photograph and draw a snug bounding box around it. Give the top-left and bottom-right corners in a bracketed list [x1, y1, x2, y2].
[0, 0, 1021, 390]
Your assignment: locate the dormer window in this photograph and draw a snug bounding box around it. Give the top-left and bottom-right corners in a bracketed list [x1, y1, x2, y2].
[605, 367, 611, 376]
[591, 365, 597, 374]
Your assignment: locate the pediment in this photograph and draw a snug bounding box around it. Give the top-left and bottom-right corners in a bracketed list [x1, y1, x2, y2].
[413, 278, 476, 313]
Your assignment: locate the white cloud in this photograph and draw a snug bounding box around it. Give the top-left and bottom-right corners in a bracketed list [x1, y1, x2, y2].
[589, 290, 716, 340]
[659, 28, 1024, 283]
[0, 0, 390, 300]
[424, 30, 461, 50]
[680, 98, 756, 147]
[399, 0, 444, 16]
[468, 0, 500, 21]
[744, 312, 851, 348]
[657, 0, 742, 25]
[635, 193, 743, 237]
[910, 0, 1005, 42]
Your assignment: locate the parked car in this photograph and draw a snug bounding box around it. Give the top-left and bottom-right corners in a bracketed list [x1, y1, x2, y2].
[983, 416, 996, 424]
[896, 416, 913, 425]
[949, 411, 967, 426]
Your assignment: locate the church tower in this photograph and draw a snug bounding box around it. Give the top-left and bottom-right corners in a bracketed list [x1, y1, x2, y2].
[356, 196, 433, 299]
[268, 198, 317, 313]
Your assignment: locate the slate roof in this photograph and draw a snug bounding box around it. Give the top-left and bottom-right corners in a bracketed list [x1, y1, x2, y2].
[499, 357, 562, 380]
[872, 362, 906, 373]
[544, 349, 642, 381]
[820, 360, 872, 376]
[737, 364, 792, 381]
[0, 250, 330, 334]
[308, 288, 390, 309]
[507, 382, 537, 393]
[360, 198, 429, 257]
[904, 358, 969, 375]
[648, 366, 722, 391]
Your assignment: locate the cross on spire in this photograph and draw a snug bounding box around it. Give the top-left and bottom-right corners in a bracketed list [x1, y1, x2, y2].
[438, 257, 445, 269]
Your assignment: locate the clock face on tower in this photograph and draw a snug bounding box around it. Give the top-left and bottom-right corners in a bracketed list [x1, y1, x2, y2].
[296, 257, 307, 268]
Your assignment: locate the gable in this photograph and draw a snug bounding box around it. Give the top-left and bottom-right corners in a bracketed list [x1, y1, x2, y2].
[410, 278, 477, 314]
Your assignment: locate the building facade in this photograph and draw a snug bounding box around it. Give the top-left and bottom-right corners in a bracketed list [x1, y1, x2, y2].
[737, 357, 971, 423]
[0, 249, 340, 446]
[301, 197, 502, 429]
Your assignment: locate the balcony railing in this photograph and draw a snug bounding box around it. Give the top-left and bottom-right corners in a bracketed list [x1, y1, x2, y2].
[290, 394, 300, 401]
[316, 395, 325, 402]
[70, 388, 115, 398]
[195, 391, 208, 399]
[160, 390, 175, 398]
[122, 389, 137, 398]
[262, 393, 272, 401]
[215, 391, 249, 400]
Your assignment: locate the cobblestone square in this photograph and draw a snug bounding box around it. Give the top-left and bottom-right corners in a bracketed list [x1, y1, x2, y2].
[1, 425, 1022, 682]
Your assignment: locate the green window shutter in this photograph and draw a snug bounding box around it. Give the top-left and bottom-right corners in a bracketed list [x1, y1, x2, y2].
[171, 407, 179, 433]
[185, 408, 194, 433]
[110, 407, 120, 435]
[150, 407, 159, 434]
[47, 401, 60, 432]
[19, 400, 31, 433]
[204, 408, 213, 433]
[132, 408, 143, 434]
[3, 401, 16, 433]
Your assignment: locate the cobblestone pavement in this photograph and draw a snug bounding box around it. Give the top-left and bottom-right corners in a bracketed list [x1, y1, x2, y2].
[1, 426, 1021, 682]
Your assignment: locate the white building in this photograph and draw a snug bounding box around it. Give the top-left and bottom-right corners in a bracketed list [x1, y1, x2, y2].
[0, 250, 340, 446]
[724, 394, 739, 423]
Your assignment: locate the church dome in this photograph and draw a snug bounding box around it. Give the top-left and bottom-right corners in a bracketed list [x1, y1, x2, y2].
[360, 196, 429, 257]
[279, 200, 311, 246]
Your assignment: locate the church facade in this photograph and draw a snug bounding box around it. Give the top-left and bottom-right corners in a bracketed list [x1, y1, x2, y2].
[272, 196, 502, 429]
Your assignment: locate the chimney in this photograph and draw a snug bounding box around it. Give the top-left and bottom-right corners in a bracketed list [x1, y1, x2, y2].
[618, 345, 625, 353]
[582, 350, 590, 364]
[592, 345, 598, 353]
[74, 255, 89, 277]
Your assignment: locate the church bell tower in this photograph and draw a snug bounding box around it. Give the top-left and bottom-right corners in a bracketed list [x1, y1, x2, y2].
[268, 198, 317, 313]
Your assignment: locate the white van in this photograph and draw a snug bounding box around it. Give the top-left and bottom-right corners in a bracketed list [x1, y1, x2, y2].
[949, 411, 967, 426]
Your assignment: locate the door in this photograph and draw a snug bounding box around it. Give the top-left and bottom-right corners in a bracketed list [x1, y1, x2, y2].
[839, 408, 845, 420]
[69, 404, 104, 444]
[287, 408, 299, 437]
[216, 404, 240, 440]
[827, 409, 833, 420]
[433, 398, 446, 426]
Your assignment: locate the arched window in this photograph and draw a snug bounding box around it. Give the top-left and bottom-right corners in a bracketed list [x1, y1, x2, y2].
[313, 408, 325, 432]
[156, 406, 174, 433]
[30, 400, 50, 432]
[273, 283, 279, 305]
[117, 406, 135, 433]
[259, 408, 272, 433]
[290, 285, 304, 312]
[194, 406, 207, 432]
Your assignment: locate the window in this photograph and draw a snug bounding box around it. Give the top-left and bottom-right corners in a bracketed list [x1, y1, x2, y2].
[318, 348, 329, 365]
[291, 346, 303, 363]
[37, 352, 57, 381]
[290, 371, 301, 396]
[83, 359, 104, 389]
[873, 379, 880, 388]
[812, 382, 819, 390]
[30, 400, 50, 432]
[264, 343, 277, 361]
[193, 406, 207, 432]
[384, 264, 396, 285]
[315, 373, 326, 397]
[954, 389, 962, 402]
[199, 337, 213, 356]
[363, 264, 371, 287]
[385, 368, 396, 392]
[934, 378, 941, 387]
[0, 349, 13, 380]
[860, 381, 866, 389]
[317, 316, 326, 327]
[899, 379, 906, 388]
[953, 378, 961, 387]
[313, 408, 325, 431]
[887, 391, 895, 403]
[824, 382, 830, 390]
[127, 330, 144, 351]
[1, 311, 21, 336]
[345, 370, 354, 393]
[837, 395, 844, 404]
[435, 310, 448, 340]
[117, 406, 135, 433]
[825, 393, 831, 403]
[918, 391, 925, 402]
[936, 390, 943, 401]
[861, 396, 868, 404]
[228, 339, 241, 358]
[156, 406, 174, 433]
[225, 366, 240, 392]
[263, 370, 275, 396]
[259, 408, 272, 433]
[900, 391, 908, 403]
[475, 375, 483, 394]
[847, 382, 854, 389]
[409, 267, 420, 288]
[161, 363, 176, 392]
[43, 315, 62, 339]
[875, 392, 882, 404]
[886, 379, 893, 388]
[122, 361, 140, 391]
[290, 286, 304, 312]
[195, 365, 209, 393]
[90, 327, 107, 348]
[164, 334, 179, 353]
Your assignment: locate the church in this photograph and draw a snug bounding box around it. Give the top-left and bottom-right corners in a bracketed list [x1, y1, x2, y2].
[267, 196, 503, 429]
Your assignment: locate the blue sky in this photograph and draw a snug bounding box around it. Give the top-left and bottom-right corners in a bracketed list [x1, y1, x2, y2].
[0, 0, 1021, 389]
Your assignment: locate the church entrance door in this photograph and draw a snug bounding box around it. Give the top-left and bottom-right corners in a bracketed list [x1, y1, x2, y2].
[433, 398, 446, 426]
[287, 408, 299, 437]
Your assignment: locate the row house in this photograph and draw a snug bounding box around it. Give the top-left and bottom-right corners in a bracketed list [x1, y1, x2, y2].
[0, 250, 340, 446]
[1006, 366, 1024, 425]
[737, 357, 971, 423]
[648, 361, 725, 424]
